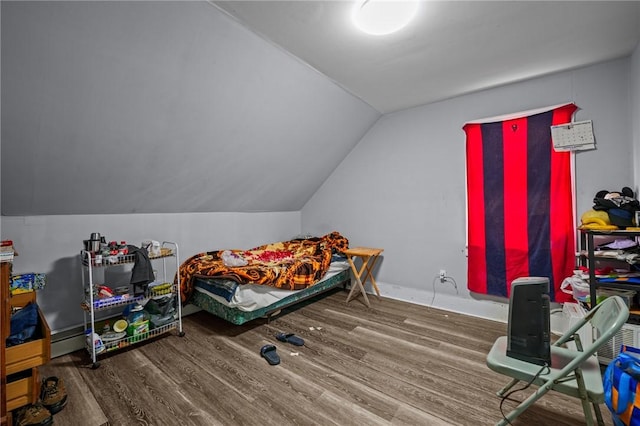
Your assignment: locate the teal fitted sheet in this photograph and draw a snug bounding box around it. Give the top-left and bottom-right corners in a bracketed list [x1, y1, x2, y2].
[189, 268, 350, 325]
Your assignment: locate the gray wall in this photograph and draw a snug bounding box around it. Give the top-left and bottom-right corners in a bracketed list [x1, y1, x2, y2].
[1, 1, 379, 215]
[6, 58, 635, 331]
[302, 58, 634, 321]
[3, 212, 301, 332]
[633, 42, 640, 189]
[1, 1, 638, 332]
[1, 1, 379, 332]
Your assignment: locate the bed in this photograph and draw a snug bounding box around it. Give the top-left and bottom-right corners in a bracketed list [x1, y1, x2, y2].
[178, 232, 351, 325]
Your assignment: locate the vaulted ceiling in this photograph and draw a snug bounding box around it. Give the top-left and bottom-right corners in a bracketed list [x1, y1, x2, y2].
[214, 1, 640, 113]
[2, 1, 639, 216]
[1, 1, 379, 215]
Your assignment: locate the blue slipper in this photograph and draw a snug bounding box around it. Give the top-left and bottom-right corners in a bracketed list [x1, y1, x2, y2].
[275, 332, 304, 346]
[260, 344, 280, 365]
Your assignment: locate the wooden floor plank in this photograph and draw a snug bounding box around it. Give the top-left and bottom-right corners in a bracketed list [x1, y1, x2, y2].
[38, 354, 109, 426]
[31, 291, 614, 425]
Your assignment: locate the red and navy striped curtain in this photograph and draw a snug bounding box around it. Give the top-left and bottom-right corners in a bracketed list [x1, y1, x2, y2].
[463, 103, 577, 302]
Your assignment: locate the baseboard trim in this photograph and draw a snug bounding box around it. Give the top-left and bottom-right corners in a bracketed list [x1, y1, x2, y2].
[50, 304, 201, 358]
[51, 331, 85, 358]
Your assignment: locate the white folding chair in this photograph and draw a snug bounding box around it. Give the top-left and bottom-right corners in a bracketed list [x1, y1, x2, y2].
[487, 295, 629, 425]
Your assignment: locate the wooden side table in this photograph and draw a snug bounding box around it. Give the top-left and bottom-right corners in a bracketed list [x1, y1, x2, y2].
[344, 247, 383, 307]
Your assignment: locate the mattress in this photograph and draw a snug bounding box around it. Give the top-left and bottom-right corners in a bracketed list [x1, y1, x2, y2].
[190, 261, 350, 325]
[179, 232, 349, 303]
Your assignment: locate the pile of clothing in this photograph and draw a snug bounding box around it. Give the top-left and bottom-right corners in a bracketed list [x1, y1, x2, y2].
[580, 187, 640, 230]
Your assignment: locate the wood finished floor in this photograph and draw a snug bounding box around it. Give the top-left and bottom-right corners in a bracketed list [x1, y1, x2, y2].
[38, 289, 614, 426]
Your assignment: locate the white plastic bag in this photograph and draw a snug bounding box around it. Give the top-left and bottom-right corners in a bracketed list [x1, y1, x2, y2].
[560, 276, 590, 301]
[221, 250, 248, 267]
[141, 240, 161, 256]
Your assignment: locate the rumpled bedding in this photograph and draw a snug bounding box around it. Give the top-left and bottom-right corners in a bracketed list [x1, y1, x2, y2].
[179, 232, 349, 303]
[196, 277, 239, 302]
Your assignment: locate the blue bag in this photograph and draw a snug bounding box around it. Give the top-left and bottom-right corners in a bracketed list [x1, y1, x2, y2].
[605, 345, 640, 426]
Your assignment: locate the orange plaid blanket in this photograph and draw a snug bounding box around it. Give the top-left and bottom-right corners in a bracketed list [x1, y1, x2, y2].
[179, 232, 348, 303]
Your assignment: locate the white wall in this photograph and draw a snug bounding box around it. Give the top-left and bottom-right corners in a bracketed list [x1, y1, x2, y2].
[303, 58, 633, 323]
[2, 212, 300, 332]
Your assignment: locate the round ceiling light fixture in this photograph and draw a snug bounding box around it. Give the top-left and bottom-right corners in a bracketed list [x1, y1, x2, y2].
[351, 0, 419, 36]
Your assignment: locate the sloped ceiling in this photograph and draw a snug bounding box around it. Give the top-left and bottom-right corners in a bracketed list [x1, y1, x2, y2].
[2, 1, 640, 216]
[214, 0, 640, 114]
[1, 1, 379, 215]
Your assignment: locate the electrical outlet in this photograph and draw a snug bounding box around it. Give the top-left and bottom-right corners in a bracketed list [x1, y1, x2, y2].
[439, 269, 446, 281]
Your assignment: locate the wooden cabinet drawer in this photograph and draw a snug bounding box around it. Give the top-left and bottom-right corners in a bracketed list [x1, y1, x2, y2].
[5, 307, 51, 376]
[6, 368, 39, 412]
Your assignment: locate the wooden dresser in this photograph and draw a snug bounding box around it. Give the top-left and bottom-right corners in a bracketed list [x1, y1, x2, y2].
[1, 262, 51, 423]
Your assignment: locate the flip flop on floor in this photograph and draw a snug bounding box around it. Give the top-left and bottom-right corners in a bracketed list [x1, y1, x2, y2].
[275, 332, 304, 346]
[260, 344, 280, 365]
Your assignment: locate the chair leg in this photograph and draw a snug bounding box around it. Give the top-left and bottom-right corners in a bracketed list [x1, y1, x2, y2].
[573, 367, 596, 426]
[497, 378, 520, 397]
[497, 381, 554, 426]
[592, 402, 604, 426]
[495, 370, 604, 426]
[580, 398, 595, 426]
